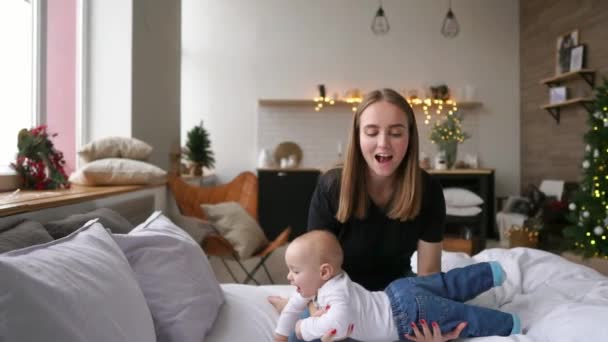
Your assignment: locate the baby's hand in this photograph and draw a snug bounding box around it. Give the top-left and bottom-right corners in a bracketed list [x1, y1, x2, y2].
[273, 333, 288, 342]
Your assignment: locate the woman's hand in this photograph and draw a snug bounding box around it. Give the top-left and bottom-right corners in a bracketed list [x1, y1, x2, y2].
[404, 320, 466, 342]
[267, 296, 288, 313]
[320, 323, 354, 342]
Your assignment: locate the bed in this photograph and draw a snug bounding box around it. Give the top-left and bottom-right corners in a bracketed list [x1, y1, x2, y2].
[207, 247, 608, 342]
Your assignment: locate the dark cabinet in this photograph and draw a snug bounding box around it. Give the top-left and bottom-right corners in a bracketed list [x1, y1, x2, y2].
[257, 169, 321, 241]
[429, 169, 495, 252]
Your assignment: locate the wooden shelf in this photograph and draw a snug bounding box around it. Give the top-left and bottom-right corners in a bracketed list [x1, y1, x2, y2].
[428, 168, 494, 175]
[443, 236, 481, 255]
[540, 68, 596, 124]
[540, 69, 596, 87]
[540, 97, 594, 124]
[258, 98, 483, 110]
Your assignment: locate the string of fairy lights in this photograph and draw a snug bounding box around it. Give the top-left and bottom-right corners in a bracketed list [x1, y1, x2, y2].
[312, 95, 459, 126]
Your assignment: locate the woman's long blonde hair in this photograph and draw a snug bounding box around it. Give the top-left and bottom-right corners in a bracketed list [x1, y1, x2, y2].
[336, 88, 422, 222]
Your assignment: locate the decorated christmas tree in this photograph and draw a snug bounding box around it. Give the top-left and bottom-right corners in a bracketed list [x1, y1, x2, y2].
[564, 79, 608, 258]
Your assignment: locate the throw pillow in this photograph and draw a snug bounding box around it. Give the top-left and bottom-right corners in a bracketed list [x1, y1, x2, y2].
[69, 158, 167, 186]
[443, 187, 484, 207]
[78, 136, 153, 163]
[201, 202, 268, 258]
[44, 207, 134, 239]
[112, 211, 224, 342]
[446, 205, 482, 217]
[169, 212, 215, 244]
[0, 220, 156, 342]
[0, 217, 53, 253]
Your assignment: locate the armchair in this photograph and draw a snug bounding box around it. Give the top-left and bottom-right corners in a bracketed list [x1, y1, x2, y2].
[168, 172, 290, 284]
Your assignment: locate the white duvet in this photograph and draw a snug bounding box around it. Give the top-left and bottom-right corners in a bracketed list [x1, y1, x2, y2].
[206, 248, 608, 342]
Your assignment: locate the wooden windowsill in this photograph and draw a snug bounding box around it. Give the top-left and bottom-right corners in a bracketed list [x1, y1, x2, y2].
[0, 184, 163, 217]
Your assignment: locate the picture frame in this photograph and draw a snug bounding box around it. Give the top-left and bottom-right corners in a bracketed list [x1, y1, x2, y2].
[555, 30, 579, 74]
[569, 44, 585, 72]
[550, 86, 567, 104]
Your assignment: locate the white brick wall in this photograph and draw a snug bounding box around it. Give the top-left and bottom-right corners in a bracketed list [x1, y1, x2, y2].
[257, 105, 482, 170]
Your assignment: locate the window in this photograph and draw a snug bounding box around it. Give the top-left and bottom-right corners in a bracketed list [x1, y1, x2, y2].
[0, 0, 40, 168]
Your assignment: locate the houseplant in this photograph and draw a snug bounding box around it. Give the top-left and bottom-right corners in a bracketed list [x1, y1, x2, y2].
[10, 125, 69, 190]
[429, 112, 470, 169]
[184, 121, 215, 176]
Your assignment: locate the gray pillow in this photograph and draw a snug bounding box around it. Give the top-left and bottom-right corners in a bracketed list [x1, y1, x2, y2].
[0, 217, 53, 253]
[44, 208, 134, 239]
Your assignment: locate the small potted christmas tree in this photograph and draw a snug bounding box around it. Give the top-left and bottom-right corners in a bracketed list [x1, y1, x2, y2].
[429, 112, 470, 169]
[184, 121, 215, 176]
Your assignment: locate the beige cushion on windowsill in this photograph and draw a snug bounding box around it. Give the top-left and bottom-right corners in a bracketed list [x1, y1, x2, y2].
[201, 202, 268, 258]
[78, 136, 153, 163]
[69, 158, 167, 186]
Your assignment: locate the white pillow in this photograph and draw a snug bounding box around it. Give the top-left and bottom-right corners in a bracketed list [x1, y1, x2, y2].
[446, 205, 482, 216]
[443, 187, 484, 207]
[78, 136, 153, 163]
[69, 158, 167, 185]
[0, 220, 156, 342]
[206, 284, 294, 342]
[201, 202, 269, 258]
[112, 211, 224, 342]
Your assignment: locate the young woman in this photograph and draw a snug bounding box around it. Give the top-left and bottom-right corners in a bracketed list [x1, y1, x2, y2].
[270, 88, 465, 342]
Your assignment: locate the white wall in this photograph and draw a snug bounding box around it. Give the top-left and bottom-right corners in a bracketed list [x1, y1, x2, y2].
[182, 0, 520, 195]
[86, 0, 181, 170]
[86, 0, 132, 141]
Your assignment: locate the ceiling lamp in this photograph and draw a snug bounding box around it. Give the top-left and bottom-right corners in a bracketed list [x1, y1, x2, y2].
[371, 1, 390, 35]
[441, 0, 460, 38]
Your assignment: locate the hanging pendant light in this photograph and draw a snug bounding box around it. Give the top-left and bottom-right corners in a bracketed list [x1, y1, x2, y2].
[441, 0, 460, 38]
[371, 1, 390, 35]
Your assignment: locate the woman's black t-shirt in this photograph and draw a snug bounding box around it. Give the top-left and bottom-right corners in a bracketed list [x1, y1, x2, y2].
[307, 168, 445, 291]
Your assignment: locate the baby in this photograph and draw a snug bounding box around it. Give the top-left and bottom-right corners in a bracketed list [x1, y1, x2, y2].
[274, 230, 521, 341]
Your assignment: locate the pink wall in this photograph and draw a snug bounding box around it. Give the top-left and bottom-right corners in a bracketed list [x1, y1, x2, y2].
[46, 0, 77, 174]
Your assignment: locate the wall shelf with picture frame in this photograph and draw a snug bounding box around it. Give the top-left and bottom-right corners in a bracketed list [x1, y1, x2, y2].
[540, 97, 594, 124]
[540, 29, 595, 124]
[540, 69, 596, 88]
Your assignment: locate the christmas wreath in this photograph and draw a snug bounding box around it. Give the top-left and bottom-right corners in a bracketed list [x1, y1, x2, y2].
[10, 125, 70, 190]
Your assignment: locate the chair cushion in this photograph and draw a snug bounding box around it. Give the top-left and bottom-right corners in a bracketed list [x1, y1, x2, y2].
[0, 220, 156, 342]
[0, 217, 53, 253]
[78, 136, 153, 163]
[44, 207, 134, 239]
[112, 211, 224, 342]
[69, 158, 167, 186]
[201, 202, 268, 258]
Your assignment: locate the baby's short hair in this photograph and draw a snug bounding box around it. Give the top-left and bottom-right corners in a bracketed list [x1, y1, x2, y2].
[293, 230, 343, 269]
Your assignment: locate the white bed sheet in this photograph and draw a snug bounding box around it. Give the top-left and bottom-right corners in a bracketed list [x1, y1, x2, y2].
[207, 248, 608, 342]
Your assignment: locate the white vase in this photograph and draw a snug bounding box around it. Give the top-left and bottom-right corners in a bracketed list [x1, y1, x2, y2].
[258, 148, 273, 168]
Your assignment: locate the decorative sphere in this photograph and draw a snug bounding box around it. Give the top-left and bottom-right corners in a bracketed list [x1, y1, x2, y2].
[583, 211, 590, 218]
[583, 160, 590, 169]
[594, 226, 604, 236]
[569, 203, 576, 211]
